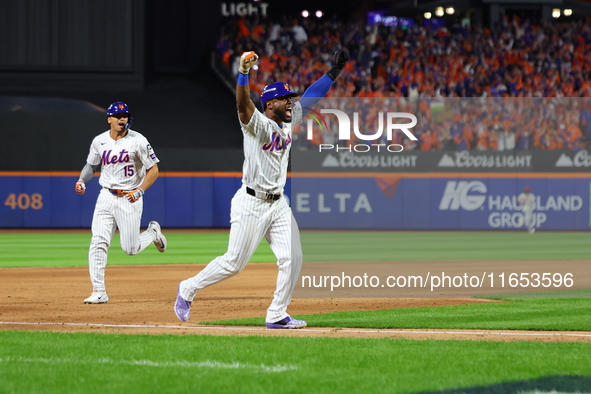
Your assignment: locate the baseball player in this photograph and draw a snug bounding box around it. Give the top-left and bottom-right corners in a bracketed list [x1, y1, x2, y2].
[518, 186, 536, 234]
[76, 102, 167, 304]
[175, 49, 350, 328]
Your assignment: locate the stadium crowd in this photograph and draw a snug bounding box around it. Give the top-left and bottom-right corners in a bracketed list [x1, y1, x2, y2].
[216, 14, 591, 151]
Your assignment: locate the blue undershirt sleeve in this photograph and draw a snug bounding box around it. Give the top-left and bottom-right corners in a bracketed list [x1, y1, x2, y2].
[298, 74, 334, 117]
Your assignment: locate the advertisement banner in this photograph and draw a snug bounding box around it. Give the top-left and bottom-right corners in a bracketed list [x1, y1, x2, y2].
[292, 176, 590, 231]
[293, 149, 591, 173]
[1, 173, 589, 230]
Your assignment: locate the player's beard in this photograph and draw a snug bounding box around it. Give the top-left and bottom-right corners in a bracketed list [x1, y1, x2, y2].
[275, 107, 292, 123]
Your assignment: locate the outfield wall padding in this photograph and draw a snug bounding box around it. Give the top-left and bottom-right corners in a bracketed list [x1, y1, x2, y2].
[0, 173, 589, 230]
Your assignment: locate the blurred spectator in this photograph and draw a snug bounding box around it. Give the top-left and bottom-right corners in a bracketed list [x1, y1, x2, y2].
[419, 129, 438, 150]
[498, 125, 516, 151]
[476, 127, 491, 150]
[516, 129, 533, 150]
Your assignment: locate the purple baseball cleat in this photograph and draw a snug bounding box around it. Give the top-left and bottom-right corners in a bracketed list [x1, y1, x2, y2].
[174, 284, 192, 322]
[266, 316, 307, 329]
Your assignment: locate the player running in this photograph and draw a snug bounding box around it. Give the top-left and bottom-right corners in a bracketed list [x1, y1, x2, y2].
[518, 186, 536, 234]
[174, 49, 350, 328]
[76, 102, 167, 304]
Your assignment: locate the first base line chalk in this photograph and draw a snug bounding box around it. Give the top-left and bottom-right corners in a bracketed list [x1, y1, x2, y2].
[1, 321, 591, 339]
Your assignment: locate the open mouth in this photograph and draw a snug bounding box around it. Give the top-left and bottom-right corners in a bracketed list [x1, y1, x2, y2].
[286, 109, 292, 117]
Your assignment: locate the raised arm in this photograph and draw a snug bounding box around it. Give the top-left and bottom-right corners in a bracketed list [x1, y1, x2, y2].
[299, 48, 350, 117]
[236, 51, 259, 125]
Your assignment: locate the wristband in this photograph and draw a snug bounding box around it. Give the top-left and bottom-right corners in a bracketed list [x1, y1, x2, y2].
[237, 73, 249, 86]
[327, 65, 342, 81]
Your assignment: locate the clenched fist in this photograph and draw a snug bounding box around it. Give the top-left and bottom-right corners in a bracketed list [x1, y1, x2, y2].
[334, 48, 350, 70]
[239, 51, 259, 74]
[327, 48, 350, 81]
[75, 180, 86, 195]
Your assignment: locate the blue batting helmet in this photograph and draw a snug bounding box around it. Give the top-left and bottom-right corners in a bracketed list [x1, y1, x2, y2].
[106, 102, 133, 130]
[106, 102, 131, 117]
[260, 82, 298, 109]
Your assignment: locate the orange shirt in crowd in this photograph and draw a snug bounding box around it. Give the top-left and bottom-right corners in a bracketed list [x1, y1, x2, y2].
[420, 132, 437, 150]
[222, 51, 231, 67]
[237, 17, 250, 37]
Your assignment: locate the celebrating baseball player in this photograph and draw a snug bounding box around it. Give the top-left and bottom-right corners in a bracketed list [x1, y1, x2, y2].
[518, 186, 536, 234]
[175, 49, 350, 328]
[76, 102, 167, 304]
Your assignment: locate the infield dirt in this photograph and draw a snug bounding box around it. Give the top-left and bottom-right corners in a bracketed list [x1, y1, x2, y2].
[1, 263, 590, 342]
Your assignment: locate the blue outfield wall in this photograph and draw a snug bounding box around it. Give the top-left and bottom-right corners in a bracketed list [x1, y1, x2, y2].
[292, 175, 590, 231]
[0, 174, 245, 229]
[0, 173, 589, 230]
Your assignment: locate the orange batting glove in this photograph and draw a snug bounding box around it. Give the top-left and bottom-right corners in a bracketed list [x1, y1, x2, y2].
[75, 180, 86, 195]
[239, 51, 259, 74]
[125, 187, 144, 203]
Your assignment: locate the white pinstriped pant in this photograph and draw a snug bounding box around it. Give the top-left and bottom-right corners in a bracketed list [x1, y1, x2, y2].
[88, 189, 155, 291]
[180, 186, 303, 323]
[523, 207, 534, 229]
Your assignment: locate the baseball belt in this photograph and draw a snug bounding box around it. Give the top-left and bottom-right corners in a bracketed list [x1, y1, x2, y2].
[246, 187, 281, 201]
[104, 187, 131, 196]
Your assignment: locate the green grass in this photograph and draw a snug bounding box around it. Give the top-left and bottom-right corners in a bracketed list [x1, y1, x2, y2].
[204, 298, 591, 331]
[1, 331, 590, 394]
[0, 232, 275, 268]
[475, 287, 591, 299]
[2, 230, 591, 393]
[0, 231, 589, 268]
[300, 231, 591, 261]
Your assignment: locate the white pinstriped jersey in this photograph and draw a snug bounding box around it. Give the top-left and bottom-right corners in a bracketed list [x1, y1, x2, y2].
[239, 101, 302, 193]
[86, 130, 159, 190]
[518, 192, 536, 210]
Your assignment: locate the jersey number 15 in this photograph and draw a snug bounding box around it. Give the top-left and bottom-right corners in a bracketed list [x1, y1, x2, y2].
[124, 165, 135, 177]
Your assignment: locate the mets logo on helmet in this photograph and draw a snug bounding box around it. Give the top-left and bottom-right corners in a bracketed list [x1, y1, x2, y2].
[284, 83, 289, 91]
[118, 104, 125, 110]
